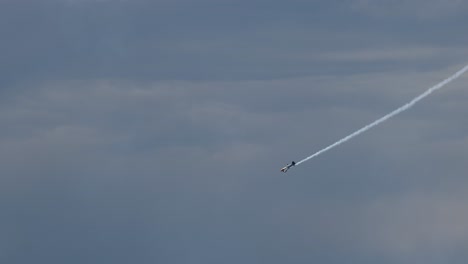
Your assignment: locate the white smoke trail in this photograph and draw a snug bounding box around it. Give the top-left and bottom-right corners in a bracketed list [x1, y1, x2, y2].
[296, 64, 468, 165]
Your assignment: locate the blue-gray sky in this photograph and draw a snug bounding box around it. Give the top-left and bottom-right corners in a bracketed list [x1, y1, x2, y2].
[2, 1, 468, 263]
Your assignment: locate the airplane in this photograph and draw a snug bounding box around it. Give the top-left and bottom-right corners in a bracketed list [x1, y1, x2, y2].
[280, 161, 296, 173]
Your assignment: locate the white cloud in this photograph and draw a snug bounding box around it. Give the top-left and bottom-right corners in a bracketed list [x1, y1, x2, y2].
[361, 191, 468, 260]
[316, 47, 468, 62]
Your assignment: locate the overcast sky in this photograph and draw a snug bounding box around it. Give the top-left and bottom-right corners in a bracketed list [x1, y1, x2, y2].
[2, 1, 468, 263]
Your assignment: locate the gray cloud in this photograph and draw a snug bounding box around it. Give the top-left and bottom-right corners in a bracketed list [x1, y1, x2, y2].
[351, 0, 468, 19]
[1, 0, 467, 86]
[2, 1, 468, 263]
[2, 65, 468, 263]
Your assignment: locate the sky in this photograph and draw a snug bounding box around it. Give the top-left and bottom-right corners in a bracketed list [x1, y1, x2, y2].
[1, 0, 468, 263]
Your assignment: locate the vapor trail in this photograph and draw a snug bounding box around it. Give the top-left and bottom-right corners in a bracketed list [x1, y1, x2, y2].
[296, 64, 468, 165]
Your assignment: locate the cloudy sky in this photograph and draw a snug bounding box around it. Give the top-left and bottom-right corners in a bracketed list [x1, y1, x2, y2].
[2, 0, 468, 263]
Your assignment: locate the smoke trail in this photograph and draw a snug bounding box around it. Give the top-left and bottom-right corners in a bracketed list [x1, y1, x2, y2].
[296, 64, 468, 165]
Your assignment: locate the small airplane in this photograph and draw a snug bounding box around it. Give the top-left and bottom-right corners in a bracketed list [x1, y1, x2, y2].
[280, 161, 296, 173]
